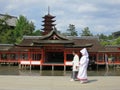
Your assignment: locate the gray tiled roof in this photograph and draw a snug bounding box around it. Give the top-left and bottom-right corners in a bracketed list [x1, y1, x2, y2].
[0, 14, 17, 26]
[0, 44, 13, 51]
[103, 45, 120, 52]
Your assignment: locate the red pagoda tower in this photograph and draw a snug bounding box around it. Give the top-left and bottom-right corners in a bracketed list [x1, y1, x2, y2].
[42, 7, 56, 35]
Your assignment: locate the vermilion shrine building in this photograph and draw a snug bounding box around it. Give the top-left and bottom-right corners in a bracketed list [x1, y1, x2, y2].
[0, 13, 120, 70]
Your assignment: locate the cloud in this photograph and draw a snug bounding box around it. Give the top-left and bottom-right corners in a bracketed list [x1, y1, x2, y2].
[78, 3, 98, 13]
[92, 25, 109, 34]
[0, 0, 120, 35]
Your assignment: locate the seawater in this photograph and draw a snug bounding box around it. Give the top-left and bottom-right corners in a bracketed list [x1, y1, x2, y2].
[0, 66, 120, 76]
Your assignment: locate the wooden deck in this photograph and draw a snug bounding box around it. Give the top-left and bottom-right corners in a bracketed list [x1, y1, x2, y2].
[42, 62, 64, 66]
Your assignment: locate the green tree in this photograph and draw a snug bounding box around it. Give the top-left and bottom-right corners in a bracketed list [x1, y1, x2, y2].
[112, 31, 120, 38]
[97, 33, 115, 46]
[0, 14, 35, 44]
[15, 15, 35, 35]
[32, 29, 42, 36]
[98, 33, 108, 41]
[100, 41, 110, 46]
[15, 15, 35, 43]
[81, 27, 93, 36]
[113, 37, 120, 45]
[66, 24, 78, 36]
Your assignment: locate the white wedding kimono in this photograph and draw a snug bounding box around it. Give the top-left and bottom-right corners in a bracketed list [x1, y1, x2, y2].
[77, 48, 89, 81]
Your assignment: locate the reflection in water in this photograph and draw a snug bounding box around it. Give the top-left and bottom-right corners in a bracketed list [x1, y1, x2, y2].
[18, 70, 68, 76]
[0, 66, 120, 76]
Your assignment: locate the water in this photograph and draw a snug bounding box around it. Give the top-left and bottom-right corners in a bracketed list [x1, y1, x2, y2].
[0, 66, 120, 76]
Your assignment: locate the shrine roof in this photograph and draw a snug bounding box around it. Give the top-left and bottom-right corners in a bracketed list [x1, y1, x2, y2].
[65, 44, 93, 48]
[0, 44, 13, 51]
[39, 29, 69, 40]
[102, 45, 120, 52]
[9, 46, 41, 52]
[34, 40, 74, 44]
[72, 37, 105, 52]
[18, 35, 104, 52]
[10, 28, 106, 52]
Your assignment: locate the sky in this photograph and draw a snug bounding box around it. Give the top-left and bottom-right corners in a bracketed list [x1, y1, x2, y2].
[0, 0, 120, 35]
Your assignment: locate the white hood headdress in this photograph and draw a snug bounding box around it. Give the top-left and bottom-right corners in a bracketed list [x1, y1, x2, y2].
[80, 48, 89, 57]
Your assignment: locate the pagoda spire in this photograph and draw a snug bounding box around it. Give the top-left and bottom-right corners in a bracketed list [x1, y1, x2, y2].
[48, 6, 50, 15]
[42, 8, 56, 35]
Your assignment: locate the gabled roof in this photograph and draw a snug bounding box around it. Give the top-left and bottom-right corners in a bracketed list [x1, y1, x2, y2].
[32, 29, 74, 45]
[39, 29, 69, 40]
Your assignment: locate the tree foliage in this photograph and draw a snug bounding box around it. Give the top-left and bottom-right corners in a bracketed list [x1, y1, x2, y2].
[66, 24, 78, 36]
[15, 15, 35, 42]
[1, 14, 120, 47]
[32, 29, 42, 36]
[0, 14, 37, 44]
[113, 37, 120, 45]
[94, 29, 120, 46]
[14, 15, 36, 43]
[81, 27, 93, 36]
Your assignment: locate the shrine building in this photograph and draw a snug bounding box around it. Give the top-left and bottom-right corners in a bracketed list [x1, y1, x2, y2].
[0, 12, 120, 70]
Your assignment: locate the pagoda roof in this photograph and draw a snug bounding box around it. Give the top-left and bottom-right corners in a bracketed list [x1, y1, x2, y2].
[42, 20, 56, 22]
[42, 14, 55, 18]
[41, 29, 53, 31]
[42, 24, 55, 26]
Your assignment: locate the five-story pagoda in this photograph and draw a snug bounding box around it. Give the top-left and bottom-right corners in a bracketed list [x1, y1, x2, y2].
[42, 8, 56, 35]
